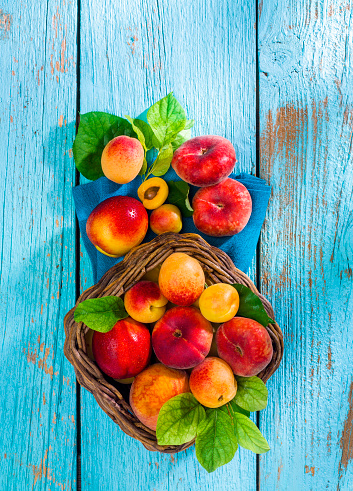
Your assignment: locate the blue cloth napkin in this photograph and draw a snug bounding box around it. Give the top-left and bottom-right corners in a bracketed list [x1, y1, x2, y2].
[73, 170, 271, 284]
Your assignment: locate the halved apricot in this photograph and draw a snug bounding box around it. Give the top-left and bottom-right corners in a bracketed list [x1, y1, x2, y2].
[137, 177, 169, 210]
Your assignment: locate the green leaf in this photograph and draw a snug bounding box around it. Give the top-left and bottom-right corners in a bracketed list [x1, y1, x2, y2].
[139, 157, 148, 176]
[167, 180, 194, 217]
[73, 112, 135, 180]
[232, 284, 274, 327]
[151, 144, 173, 176]
[125, 116, 154, 151]
[235, 376, 268, 412]
[233, 413, 270, 454]
[156, 394, 206, 446]
[74, 296, 128, 332]
[184, 119, 195, 130]
[195, 408, 238, 473]
[147, 92, 186, 148]
[219, 399, 250, 420]
[171, 119, 194, 150]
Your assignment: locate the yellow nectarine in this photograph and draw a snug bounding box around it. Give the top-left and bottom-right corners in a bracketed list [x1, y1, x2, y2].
[199, 283, 239, 323]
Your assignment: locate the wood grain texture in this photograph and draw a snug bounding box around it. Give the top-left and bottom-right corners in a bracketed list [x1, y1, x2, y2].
[0, 1, 78, 489]
[79, 0, 257, 489]
[258, 1, 353, 490]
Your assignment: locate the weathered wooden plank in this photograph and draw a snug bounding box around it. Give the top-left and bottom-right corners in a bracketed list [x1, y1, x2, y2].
[258, 1, 353, 489]
[79, 0, 257, 488]
[0, 1, 78, 489]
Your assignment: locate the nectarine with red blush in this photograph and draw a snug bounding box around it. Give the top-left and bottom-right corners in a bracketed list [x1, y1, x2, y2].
[152, 306, 213, 369]
[171, 135, 236, 187]
[92, 317, 151, 379]
[86, 196, 148, 257]
[216, 317, 273, 377]
[192, 178, 252, 237]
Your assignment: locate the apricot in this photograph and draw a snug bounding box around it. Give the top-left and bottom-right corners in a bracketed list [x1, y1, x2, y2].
[152, 306, 213, 369]
[199, 283, 239, 323]
[150, 204, 182, 235]
[101, 135, 144, 184]
[189, 357, 237, 408]
[129, 363, 190, 430]
[124, 281, 168, 323]
[137, 177, 169, 210]
[159, 253, 205, 306]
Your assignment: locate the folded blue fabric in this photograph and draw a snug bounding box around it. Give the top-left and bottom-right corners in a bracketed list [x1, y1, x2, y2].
[73, 170, 271, 284]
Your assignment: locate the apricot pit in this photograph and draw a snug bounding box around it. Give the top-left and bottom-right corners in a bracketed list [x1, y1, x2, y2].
[137, 177, 169, 210]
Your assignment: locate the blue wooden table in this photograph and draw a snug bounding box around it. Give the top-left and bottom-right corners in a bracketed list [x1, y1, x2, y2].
[1, 1, 352, 489]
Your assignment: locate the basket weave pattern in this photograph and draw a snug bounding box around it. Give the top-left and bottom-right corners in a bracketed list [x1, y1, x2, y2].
[64, 233, 283, 453]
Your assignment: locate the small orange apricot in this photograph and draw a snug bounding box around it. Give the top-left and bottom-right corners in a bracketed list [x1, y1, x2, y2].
[199, 283, 239, 323]
[150, 204, 182, 235]
[189, 357, 237, 408]
[137, 177, 169, 210]
[129, 364, 190, 430]
[159, 253, 205, 306]
[101, 135, 144, 184]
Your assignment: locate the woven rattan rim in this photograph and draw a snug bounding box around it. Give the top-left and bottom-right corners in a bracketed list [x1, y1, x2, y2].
[64, 232, 283, 453]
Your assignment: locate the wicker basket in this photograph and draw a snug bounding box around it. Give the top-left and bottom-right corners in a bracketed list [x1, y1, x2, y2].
[64, 233, 283, 453]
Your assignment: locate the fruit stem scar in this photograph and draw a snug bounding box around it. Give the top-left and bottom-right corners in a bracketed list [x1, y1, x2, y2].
[144, 186, 160, 200]
[218, 395, 224, 402]
[201, 148, 208, 155]
[235, 346, 243, 356]
[173, 329, 182, 338]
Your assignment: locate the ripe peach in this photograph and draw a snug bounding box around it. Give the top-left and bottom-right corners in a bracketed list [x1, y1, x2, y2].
[101, 135, 144, 184]
[124, 281, 168, 323]
[92, 317, 151, 379]
[216, 317, 273, 377]
[129, 363, 190, 430]
[199, 283, 239, 323]
[192, 178, 252, 237]
[189, 357, 237, 408]
[152, 306, 213, 369]
[150, 204, 182, 235]
[86, 196, 148, 257]
[171, 135, 236, 187]
[137, 177, 169, 210]
[158, 252, 205, 306]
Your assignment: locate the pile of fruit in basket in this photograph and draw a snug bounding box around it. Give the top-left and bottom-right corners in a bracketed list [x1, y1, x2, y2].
[73, 93, 274, 472]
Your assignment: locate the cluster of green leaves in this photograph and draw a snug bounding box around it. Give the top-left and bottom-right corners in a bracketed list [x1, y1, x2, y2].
[156, 376, 269, 473]
[72, 93, 193, 182]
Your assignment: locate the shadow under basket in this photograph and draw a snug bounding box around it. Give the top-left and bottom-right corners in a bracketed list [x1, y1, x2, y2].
[64, 233, 284, 454]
